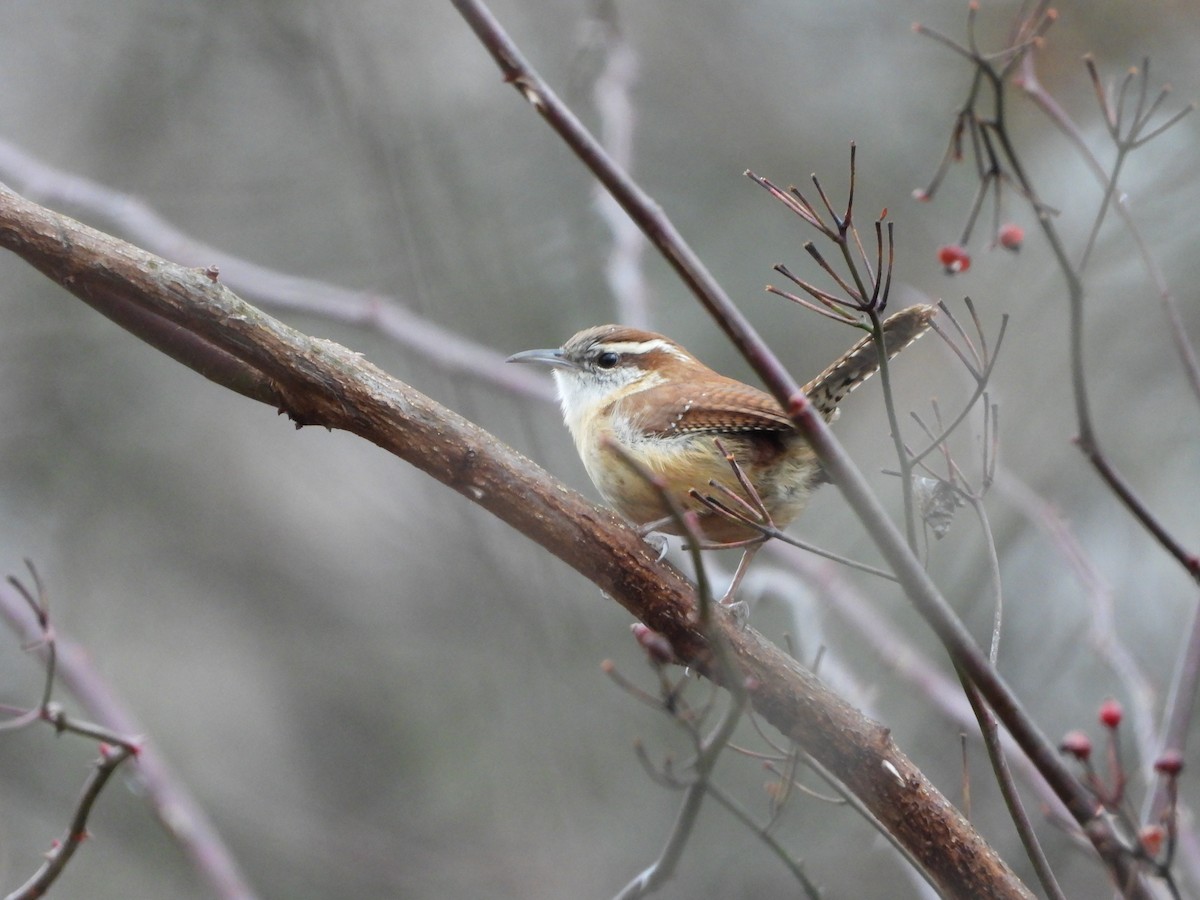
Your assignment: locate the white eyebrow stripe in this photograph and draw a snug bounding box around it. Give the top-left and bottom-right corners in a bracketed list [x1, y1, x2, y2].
[602, 339, 690, 361]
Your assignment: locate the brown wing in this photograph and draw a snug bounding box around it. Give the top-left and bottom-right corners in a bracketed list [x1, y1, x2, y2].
[629, 376, 794, 436]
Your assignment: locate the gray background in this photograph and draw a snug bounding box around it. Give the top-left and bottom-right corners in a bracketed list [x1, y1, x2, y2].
[2, 1, 1199, 897]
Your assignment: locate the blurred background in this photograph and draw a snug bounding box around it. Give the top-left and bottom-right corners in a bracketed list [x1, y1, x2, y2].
[1, 1, 1199, 897]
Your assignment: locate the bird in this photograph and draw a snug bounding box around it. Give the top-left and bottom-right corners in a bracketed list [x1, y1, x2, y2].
[508, 305, 936, 607]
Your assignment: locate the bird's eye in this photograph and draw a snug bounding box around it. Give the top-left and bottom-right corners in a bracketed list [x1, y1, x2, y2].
[596, 351, 620, 369]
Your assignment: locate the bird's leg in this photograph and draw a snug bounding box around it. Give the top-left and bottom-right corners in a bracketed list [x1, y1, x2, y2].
[684, 440, 779, 620]
[724, 538, 766, 602]
[719, 538, 768, 626]
[677, 531, 769, 627]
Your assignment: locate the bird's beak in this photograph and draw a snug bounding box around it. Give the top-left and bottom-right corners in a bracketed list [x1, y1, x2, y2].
[506, 347, 576, 370]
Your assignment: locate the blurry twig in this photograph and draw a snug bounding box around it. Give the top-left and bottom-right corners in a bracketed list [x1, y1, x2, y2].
[912, 299, 1007, 468]
[1, 563, 143, 900]
[0, 137, 553, 404]
[994, 471, 1158, 762]
[767, 542, 1066, 810]
[6, 742, 136, 900]
[1077, 56, 1195, 273]
[1016, 52, 1200, 408]
[581, 0, 649, 329]
[0, 569, 259, 900]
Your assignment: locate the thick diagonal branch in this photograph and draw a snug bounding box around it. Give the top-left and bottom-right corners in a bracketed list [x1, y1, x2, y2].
[0, 182, 1030, 898]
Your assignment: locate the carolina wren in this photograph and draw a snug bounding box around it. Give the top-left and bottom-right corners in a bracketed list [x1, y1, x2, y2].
[508, 305, 936, 601]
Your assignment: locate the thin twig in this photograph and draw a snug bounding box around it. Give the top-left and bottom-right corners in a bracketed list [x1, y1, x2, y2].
[705, 782, 821, 899]
[585, 2, 649, 329]
[0, 579, 259, 900]
[6, 743, 137, 900]
[963, 682, 1068, 900]
[1017, 55, 1200, 408]
[0, 138, 553, 403]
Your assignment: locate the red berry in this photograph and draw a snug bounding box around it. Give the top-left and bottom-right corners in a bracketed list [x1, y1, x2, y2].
[1154, 749, 1184, 776]
[1140, 825, 1165, 857]
[937, 244, 971, 274]
[998, 223, 1024, 251]
[1059, 729, 1092, 761]
[1099, 698, 1123, 729]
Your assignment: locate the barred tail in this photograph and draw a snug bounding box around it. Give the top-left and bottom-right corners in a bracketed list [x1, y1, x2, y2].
[803, 304, 937, 419]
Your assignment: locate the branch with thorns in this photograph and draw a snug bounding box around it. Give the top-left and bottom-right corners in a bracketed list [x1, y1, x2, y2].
[1, 562, 143, 900]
